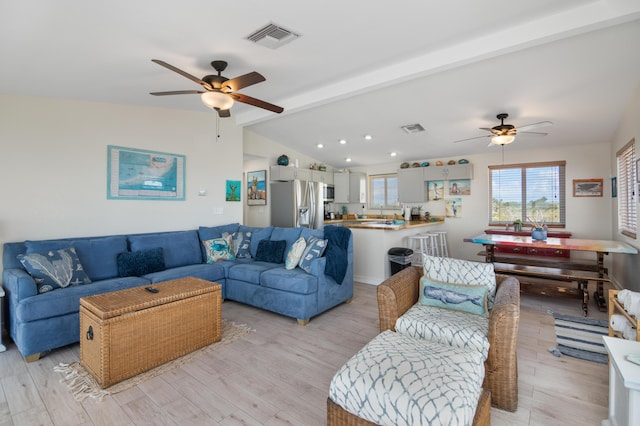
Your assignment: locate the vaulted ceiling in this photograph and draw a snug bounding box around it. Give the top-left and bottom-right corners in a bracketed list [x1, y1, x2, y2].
[2, 1, 639, 168]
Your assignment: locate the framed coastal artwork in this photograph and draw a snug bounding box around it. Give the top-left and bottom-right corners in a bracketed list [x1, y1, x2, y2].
[573, 178, 603, 197]
[107, 145, 185, 200]
[226, 180, 241, 202]
[445, 198, 462, 218]
[247, 170, 267, 205]
[426, 180, 444, 201]
[449, 179, 471, 195]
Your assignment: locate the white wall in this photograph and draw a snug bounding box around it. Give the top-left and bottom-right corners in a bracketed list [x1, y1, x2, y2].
[0, 94, 243, 271]
[348, 141, 613, 263]
[610, 85, 640, 290]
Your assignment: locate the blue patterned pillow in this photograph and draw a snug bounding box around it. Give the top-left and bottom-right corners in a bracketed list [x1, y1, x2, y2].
[419, 276, 488, 316]
[255, 240, 286, 263]
[298, 237, 328, 273]
[203, 236, 235, 262]
[223, 231, 252, 259]
[285, 237, 307, 270]
[18, 247, 92, 294]
[117, 248, 165, 277]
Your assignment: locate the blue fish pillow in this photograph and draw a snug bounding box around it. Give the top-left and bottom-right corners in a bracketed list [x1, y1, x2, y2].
[419, 276, 488, 317]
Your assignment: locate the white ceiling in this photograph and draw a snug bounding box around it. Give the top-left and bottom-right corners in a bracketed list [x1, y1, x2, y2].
[2, 1, 640, 168]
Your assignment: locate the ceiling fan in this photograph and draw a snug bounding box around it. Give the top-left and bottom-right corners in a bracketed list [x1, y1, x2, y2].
[150, 59, 284, 118]
[453, 113, 552, 146]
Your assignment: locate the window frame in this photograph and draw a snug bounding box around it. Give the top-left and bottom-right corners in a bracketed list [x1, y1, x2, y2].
[488, 160, 566, 227]
[368, 173, 399, 209]
[616, 138, 636, 239]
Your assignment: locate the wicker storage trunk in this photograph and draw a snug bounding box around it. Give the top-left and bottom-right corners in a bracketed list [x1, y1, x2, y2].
[80, 277, 221, 388]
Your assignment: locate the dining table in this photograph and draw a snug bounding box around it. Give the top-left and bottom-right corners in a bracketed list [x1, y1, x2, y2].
[464, 233, 638, 314]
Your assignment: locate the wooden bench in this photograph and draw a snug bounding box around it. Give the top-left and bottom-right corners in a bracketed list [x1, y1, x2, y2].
[493, 262, 610, 316]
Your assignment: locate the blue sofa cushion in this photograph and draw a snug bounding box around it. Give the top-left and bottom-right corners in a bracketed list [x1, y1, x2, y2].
[129, 230, 201, 269]
[198, 223, 240, 260]
[270, 227, 303, 254]
[299, 237, 328, 273]
[260, 268, 318, 294]
[18, 247, 92, 294]
[228, 261, 279, 284]
[239, 225, 273, 257]
[143, 263, 226, 285]
[255, 240, 286, 264]
[117, 248, 165, 277]
[25, 236, 128, 281]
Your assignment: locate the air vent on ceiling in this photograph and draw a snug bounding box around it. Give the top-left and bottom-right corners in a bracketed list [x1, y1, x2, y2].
[246, 23, 300, 49]
[401, 123, 426, 134]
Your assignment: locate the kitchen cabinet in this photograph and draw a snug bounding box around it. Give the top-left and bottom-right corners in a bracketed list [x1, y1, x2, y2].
[398, 167, 427, 202]
[334, 172, 366, 203]
[423, 164, 473, 181]
[270, 166, 311, 181]
[312, 170, 334, 184]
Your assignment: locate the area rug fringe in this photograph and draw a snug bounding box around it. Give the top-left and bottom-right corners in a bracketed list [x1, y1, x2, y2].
[54, 320, 254, 401]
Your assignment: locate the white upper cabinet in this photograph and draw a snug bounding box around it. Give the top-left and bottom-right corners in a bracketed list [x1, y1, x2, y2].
[398, 168, 426, 202]
[334, 172, 366, 203]
[422, 164, 473, 181]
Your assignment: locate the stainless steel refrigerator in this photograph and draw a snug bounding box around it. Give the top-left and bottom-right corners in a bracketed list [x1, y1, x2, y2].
[270, 180, 324, 229]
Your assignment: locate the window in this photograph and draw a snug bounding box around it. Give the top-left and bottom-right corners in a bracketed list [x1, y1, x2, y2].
[369, 174, 399, 209]
[616, 138, 636, 239]
[489, 161, 566, 226]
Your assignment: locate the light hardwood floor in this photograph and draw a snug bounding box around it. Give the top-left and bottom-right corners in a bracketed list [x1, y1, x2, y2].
[0, 281, 610, 426]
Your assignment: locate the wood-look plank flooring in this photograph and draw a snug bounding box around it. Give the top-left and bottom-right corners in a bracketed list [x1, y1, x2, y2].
[0, 282, 610, 425]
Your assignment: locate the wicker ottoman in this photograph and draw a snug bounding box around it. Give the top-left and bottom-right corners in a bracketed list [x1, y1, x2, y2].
[80, 277, 221, 388]
[328, 330, 490, 426]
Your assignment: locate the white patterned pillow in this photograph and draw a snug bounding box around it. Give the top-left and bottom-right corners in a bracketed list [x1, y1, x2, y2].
[223, 231, 252, 258]
[423, 255, 497, 310]
[18, 247, 92, 294]
[285, 237, 306, 270]
[395, 303, 490, 360]
[329, 330, 484, 426]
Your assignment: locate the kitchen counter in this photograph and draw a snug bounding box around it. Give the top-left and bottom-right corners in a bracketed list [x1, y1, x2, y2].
[324, 217, 444, 230]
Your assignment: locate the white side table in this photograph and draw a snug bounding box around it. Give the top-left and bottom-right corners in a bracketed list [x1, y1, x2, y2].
[0, 286, 6, 352]
[602, 336, 640, 426]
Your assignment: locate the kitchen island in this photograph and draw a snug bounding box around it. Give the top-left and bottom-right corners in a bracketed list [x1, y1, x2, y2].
[324, 217, 444, 284]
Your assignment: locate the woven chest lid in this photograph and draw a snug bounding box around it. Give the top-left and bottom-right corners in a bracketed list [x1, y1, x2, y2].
[80, 277, 220, 320]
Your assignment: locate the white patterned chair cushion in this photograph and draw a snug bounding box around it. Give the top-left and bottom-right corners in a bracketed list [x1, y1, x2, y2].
[423, 255, 497, 310]
[395, 303, 490, 360]
[329, 330, 484, 426]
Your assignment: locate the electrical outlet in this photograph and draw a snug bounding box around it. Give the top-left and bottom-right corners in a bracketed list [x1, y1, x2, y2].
[213, 208, 224, 215]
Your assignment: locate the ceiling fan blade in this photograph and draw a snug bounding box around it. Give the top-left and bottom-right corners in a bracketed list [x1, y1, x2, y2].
[151, 59, 212, 90]
[453, 135, 490, 143]
[222, 72, 265, 92]
[217, 109, 231, 118]
[518, 131, 548, 137]
[230, 93, 284, 113]
[517, 121, 552, 132]
[150, 90, 204, 96]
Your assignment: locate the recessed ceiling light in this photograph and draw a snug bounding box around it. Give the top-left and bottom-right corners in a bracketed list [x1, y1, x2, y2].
[345, 158, 352, 162]
[390, 152, 397, 157]
[339, 139, 347, 144]
[364, 134, 372, 140]
[317, 143, 324, 148]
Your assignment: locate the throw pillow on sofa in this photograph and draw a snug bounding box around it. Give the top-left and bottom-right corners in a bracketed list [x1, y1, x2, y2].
[117, 247, 166, 277]
[285, 237, 307, 270]
[419, 276, 488, 317]
[299, 236, 328, 273]
[203, 236, 235, 262]
[255, 240, 286, 263]
[18, 247, 92, 294]
[223, 231, 252, 258]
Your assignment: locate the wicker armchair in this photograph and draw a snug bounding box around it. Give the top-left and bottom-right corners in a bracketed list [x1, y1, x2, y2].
[377, 265, 521, 412]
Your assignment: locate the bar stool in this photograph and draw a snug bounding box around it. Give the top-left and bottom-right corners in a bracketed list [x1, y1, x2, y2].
[407, 233, 439, 265]
[431, 230, 449, 257]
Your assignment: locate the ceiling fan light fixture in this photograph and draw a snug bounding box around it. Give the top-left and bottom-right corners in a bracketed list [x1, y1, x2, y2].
[201, 91, 234, 110]
[491, 135, 515, 145]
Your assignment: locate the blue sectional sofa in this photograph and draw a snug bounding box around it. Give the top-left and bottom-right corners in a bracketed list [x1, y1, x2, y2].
[2, 224, 353, 360]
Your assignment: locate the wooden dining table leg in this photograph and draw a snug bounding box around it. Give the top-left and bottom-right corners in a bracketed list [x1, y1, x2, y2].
[594, 252, 607, 312]
[577, 280, 589, 316]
